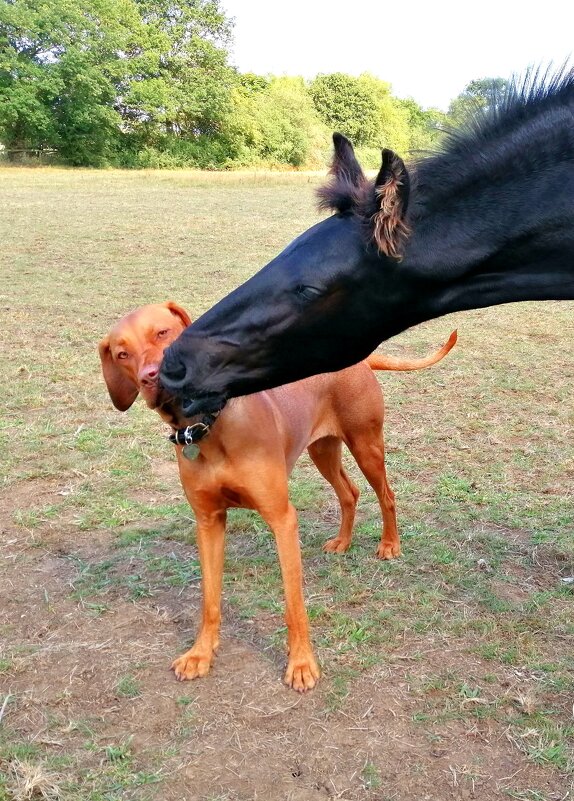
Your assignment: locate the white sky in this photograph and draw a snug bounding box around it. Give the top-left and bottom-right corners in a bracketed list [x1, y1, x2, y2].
[221, 0, 573, 110]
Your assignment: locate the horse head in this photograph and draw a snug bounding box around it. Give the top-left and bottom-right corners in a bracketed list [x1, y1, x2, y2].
[160, 135, 421, 416]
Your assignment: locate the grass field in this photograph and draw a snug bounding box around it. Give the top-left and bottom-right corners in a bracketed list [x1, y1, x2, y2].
[1, 167, 573, 801]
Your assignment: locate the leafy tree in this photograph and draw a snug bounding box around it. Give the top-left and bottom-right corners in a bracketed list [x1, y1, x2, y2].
[397, 98, 447, 153]
[448, 77, 509, 126]
[0, 0, 152, 163]
[309, 72, 380, 147]
[0, 0, 236, 164]
[238, 72, 270, 94]
[227, 76, 326, 167]
[309, 72, 413, 157]
[125, 0, 236, 142]
[355, 73, 410, 154]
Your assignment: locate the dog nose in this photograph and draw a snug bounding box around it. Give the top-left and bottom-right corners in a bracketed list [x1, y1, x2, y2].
[139, 365, 159, 386]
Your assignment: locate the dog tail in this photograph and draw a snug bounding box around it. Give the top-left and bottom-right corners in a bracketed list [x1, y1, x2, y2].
[366, 330, 457, 371]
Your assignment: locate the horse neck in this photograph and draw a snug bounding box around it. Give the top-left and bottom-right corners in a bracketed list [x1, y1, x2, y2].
[403, 159, 574, 320]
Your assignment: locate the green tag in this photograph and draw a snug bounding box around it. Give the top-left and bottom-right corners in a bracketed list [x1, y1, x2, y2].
[183, 443, 200, 461]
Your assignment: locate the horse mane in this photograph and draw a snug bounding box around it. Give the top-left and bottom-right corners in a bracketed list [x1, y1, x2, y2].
[413, 64, 574, 206]
[431, 64, 574, 154]
[317, 65, 574, 231]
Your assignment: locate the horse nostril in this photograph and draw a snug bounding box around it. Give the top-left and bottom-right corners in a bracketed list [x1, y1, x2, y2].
[162, 350, 187, 381]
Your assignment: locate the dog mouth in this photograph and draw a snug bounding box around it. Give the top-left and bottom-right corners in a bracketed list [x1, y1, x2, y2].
[155, 385, 227, 424]
[140, 382, 161, 408]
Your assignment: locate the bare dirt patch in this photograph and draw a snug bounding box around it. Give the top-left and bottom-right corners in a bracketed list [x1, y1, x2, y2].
[2, 481, 572, 800]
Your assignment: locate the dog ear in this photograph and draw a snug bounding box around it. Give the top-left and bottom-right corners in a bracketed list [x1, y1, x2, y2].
[98, 337, 139, 411]
[165, 301, 192, 329]
[372, 148, 410, 259]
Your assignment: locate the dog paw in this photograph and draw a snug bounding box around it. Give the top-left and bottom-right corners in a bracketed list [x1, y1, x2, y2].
[322, 537, 350, 554]
[376, 541, 401, 560]
[171, 648, 214, 681]
[284, 653, 320, 692]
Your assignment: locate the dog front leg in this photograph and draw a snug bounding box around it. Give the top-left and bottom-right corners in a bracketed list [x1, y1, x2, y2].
[262, 501, 320, 692]
[172, 508, 226, 681]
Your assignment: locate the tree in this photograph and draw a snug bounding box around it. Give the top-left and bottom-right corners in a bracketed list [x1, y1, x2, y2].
[309, 72, 380, 147]
[355, 73, 410, 154]
[0, 0, 236, 165]
[226, 76, 326, 168]
[0, 0, 154, 163]
[397, 98, 447, 153]
[309, 72, 413, 156]
[448, 77, 509, 126]
[124, 0, 236, 141]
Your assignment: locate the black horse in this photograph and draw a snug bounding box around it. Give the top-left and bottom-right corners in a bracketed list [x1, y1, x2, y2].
[160, 67, 574, 417]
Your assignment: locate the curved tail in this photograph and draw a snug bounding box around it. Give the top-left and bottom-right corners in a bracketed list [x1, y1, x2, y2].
[366, 330, 457, 371]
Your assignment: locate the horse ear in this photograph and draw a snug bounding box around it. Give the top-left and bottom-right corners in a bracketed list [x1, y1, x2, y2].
[317, 133, 367, 213]
[98, 337, 139, 411]
[372, 148, 410, 259]
[331, 132, 366, 188]
[165, 301, 192, 329]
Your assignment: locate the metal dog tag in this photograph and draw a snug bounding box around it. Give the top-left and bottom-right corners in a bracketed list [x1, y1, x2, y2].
[183, 443, 200, 461]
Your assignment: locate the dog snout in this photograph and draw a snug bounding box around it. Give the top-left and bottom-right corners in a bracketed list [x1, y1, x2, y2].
[139, 364, 159, 386]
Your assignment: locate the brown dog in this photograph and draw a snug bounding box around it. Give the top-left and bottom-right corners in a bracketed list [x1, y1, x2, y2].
[99, 302, 456, 691]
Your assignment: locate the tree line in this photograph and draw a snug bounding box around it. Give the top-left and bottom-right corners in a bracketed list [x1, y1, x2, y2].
[0, 0, 506, 168]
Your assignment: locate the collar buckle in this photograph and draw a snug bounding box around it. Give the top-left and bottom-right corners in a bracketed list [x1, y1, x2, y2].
[168, 413, 219, 447]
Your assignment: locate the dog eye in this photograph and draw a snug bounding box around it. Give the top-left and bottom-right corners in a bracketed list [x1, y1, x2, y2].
[157, 329, 170, 338]
[296, 285, 322, 301]
[117, 351, 129, 360]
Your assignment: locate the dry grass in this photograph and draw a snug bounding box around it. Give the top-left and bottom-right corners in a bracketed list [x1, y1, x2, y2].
[6, 759, 62, 801]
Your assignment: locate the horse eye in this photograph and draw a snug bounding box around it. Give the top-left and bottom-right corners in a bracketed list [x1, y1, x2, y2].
[296, 285, 322, 301]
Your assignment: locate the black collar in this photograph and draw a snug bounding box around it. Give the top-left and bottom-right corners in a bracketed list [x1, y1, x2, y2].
[168, 413, 219, 446]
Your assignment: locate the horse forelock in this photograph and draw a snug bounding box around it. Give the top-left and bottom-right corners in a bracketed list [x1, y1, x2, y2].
[316, 171, 409, 259]
[316, 174, 364, 214]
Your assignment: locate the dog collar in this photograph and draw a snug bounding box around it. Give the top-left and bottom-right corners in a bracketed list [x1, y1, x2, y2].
[168, 413, 219, 460]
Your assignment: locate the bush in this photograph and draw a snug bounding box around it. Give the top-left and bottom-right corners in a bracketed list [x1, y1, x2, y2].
[118, 135, 232, 169]
[225, 77, 329, 169]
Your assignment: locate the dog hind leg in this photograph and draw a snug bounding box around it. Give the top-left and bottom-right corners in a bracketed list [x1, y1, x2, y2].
[346, 432, 400, 560]
[307, 437, 360, 554]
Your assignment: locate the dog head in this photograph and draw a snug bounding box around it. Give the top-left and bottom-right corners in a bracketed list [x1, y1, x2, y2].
[99, 302, 191, 412]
